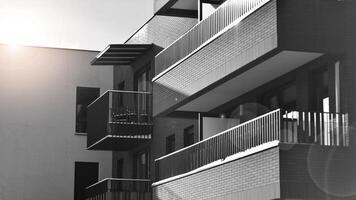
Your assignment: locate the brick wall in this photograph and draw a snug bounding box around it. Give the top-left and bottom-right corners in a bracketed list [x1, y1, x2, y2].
[126, 15, 197, 49]
[153, 0, 278, 116]
[153, 147, 280, 200]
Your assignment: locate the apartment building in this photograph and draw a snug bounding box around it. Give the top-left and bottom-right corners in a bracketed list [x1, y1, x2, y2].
[85, 0, 356, 199]
[0, 44, 113, 200]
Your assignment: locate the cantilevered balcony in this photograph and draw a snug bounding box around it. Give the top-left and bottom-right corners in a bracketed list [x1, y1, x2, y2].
[155, 0, 271, 76]
[154, 109, 349, 181]
[152, 0, 348, 117]
[87, 90, 152, 151]
[86, 178, 152, 200]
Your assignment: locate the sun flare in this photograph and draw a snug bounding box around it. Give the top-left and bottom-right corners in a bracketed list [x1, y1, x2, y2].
[0, 7, 39, 47]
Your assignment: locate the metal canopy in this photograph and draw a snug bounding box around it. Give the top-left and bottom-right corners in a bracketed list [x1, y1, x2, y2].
[91, 44, 153, 65]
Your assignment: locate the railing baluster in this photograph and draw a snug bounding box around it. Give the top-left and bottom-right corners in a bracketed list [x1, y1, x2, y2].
[155, 0, 270, 76]
[154, 109, 348, 182]
[342, 114, 346, 146]
[313, 112, 317, 143]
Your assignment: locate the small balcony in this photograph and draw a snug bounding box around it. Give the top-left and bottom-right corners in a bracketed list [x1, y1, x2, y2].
[154, 109, 349, 181]
[85, 178, 152, 200]
[87, 90, 153, 151]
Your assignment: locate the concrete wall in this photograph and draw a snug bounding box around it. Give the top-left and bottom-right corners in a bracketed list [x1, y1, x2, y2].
[0, 44, 113, 200]
[280, 144, 356, 199]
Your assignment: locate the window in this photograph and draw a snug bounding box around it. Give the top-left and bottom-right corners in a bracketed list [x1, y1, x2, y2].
[166, 134, 175, 154]
[135, 66, 150, 92]
[76, 87, 100, 133]
[310, 67, 329, 112]
[134, 151, 149, 179]
[116, 159, 124, 178]
[184, 126, 194, 147]
[261, 83, 296, 111]
[74, 162, 98, 200]
[135, 66, 151, 115]
[117, 81, 125, 107]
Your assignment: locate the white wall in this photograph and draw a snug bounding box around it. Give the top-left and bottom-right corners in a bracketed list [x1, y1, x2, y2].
[0, 44, 113, 200]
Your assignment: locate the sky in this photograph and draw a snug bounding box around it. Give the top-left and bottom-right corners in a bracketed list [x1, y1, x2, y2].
[0, 0, 153, 51]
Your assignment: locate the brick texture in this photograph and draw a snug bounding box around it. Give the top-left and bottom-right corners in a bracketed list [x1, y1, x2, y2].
[153, 0, 278, 116]
[126, 16, 197, 49]
[153, 147, 280, 200]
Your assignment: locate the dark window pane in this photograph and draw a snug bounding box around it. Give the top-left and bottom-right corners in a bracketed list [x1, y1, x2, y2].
[117, 81, 125, 107]
[74, 162, 98, 200]
[134, 150, 149, 179]
[166, 134, 175, 154]
[76, 87, 100, 133]
[184, 126, 194, 147]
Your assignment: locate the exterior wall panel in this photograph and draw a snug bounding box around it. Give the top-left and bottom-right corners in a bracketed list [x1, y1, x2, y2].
[280, 144, 356, 199]
[0, 45, 113, 200]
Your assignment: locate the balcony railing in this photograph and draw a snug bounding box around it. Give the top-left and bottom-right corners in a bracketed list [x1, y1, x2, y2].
[87, 90, 153, 150]
[155, 109, 349, 181]
[154, 0, 270, 76]
[85, 178, 152, 200]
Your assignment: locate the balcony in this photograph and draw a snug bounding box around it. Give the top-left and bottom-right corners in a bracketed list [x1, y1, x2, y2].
[155, 0, 271, 76]
[86, 178, 152, 200]
[152, 0, 345, 117]
[154, 109, 349, 181]
[87, 90, 153, 151]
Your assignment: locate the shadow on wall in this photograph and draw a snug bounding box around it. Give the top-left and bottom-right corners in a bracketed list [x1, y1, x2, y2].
[280, 140, 356, 200]
[153, 184, 184, 200]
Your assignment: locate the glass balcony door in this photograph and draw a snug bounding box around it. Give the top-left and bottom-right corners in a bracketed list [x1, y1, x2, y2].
[135, 67, 151, 123]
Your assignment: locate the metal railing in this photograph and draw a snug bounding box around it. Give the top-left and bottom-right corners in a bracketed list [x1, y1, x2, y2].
[280, 110, 349, 146]
[154, 0, 270, 77]
[155, 109, 349, 181]
[87, 90, 153, 148]
[85, 178, 152, 200]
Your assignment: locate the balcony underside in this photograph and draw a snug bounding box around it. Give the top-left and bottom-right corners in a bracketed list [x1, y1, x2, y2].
[153, 0, 346, 117]
[87, 135, 151, 151]
[154, 49, 322, 116]
[153, 0, 280, 116]
[177, 50, 322, 112]
[91, 44, 153, 66]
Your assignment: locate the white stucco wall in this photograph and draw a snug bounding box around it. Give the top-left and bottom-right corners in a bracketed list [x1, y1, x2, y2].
[0, 44, 113, 200]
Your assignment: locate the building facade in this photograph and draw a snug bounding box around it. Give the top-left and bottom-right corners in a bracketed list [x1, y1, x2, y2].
[85, 0, 356, 199]
[0, 44, 113, 200]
